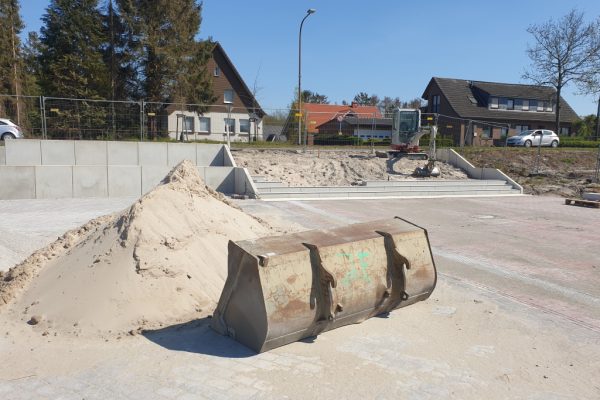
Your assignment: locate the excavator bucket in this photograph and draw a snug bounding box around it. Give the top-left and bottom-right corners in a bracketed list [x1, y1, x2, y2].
[211, 217, 437, 353]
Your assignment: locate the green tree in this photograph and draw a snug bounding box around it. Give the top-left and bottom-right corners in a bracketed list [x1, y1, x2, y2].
[301, 90, 329, 104]
[573, 114, 598, 136]
[352, 92, 379, 106]
[0, 0, 25, 123]
[120, 0, 213, 105]
[39, 0, 110, 98]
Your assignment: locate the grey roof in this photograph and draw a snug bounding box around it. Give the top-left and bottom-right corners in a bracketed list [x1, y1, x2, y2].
[422, 77, 580, 123]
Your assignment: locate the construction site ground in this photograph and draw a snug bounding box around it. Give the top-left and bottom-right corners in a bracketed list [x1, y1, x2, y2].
[458, 147, 600, 197]
[1, 194, 599, 399]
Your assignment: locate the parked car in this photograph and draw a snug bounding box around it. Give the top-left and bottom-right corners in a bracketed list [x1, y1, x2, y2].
[506, 129, 559, 148]
[0, 118, 24, 140]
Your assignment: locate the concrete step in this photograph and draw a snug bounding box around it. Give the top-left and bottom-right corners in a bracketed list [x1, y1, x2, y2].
[251, 175, 269, 182]
[254, 181, 287, 188]
[362, 179, 509, 187]
[259, 188, 522, 199]
[257, 183, 516, 194]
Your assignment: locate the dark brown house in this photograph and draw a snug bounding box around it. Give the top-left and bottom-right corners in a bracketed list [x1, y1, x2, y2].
[165, 42, 265, 141]
[421, 77, 580, 146]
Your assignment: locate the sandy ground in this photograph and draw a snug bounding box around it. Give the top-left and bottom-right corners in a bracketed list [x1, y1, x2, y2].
[1, 195, 599, 399]
[460, 147, 600, 197]
[232, 149, 468, 186]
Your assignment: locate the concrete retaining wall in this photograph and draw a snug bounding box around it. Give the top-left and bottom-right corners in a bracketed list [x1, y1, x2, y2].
[436, 148, 523, 193]
[0, 165, 254, 199]
[0, 140, 251, 199]
[2, 140, 235, 167]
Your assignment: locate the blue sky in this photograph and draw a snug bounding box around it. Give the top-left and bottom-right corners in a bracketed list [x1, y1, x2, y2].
[19, 0, 600, 115]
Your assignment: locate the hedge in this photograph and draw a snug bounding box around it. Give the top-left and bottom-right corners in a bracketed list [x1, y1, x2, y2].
[558, 137, 600, 148]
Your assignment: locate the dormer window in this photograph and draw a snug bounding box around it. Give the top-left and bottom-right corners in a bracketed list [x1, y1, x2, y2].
[490, 97, 498, 109]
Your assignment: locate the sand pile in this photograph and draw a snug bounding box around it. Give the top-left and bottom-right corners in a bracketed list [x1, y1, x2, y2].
[0, 161, 273, 337]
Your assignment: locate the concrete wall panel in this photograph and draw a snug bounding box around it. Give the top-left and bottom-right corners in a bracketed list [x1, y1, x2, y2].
[141, 165, 171, 194]
[35, 166, 73, 198]
[196, 144, 224, 166]
[108, 166, 141, 197]
[168, 143, 197, 166]
[234, 167, 257, 197]
[41, 140, 75, 165]
[223, 146, 236, 167]
[204, 167, 235, 193]
[5, 140, 41, 165]
[139, 142, 168, 166]
[108, 141, 138, 165]
[0, 166, 35, 199]
[73, 166, 107, 197]
[75, 141, 107, 165]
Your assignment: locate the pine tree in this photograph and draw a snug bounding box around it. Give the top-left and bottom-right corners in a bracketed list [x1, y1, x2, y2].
[120, 0, 214, 104]
[39, 0, 110, 99]
[0, 0, 25, 124]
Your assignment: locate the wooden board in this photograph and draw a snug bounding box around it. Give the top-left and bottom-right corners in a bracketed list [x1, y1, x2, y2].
[565, 198, 600, 208]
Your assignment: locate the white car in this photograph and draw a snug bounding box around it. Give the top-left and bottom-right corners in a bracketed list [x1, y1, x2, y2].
[0, 118, 24, 140]
[506, 129, 559, 148]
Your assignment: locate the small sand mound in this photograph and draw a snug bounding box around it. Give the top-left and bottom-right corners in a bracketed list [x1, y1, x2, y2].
[0, 161, 273, 337]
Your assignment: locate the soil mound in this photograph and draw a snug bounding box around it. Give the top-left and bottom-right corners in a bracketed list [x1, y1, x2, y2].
[0, 161, 272, 337]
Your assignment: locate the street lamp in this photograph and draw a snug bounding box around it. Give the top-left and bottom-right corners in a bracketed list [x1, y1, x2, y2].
[298, 8, 316, 145]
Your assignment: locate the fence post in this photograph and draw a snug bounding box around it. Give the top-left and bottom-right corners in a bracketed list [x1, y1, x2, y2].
[41, 96, 47, 139]
[139, 100, 144, 141]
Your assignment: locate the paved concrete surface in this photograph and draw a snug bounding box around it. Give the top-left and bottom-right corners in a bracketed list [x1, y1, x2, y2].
[1, 195, 600, 399]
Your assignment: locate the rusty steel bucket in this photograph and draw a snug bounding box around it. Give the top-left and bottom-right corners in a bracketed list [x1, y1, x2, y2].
[211, 217, 437, 353]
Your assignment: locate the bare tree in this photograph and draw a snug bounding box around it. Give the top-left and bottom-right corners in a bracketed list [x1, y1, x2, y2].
[523, 9, 600, 134]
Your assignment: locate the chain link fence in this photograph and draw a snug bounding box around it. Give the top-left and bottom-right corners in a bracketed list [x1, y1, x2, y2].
[1, 94, 558, 150]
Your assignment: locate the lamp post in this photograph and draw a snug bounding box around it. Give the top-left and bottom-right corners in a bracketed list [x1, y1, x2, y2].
[298, 8, 316, 146]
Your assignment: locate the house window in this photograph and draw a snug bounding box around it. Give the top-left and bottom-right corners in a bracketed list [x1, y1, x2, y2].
[490, 97, 499, 109]
[500, 127, 509, 138]
[199, 117, 210, 133]
[545, 101, 553, 112]
[560, 127, 570, 136]
[239, 119, 250, 133]
[529, 100, 537, 111]
[481, 126, 491, 138]
[432, 95, 440, 113]
[537, 101, 544, 112]
[224, 118, 235, 134]
[507, 99, 514, 110]
[522, 100, 529, 111]
[214, 66, 220, 77]
[516, 125, 529, 133]
[224, 89, 234, 104]
[182, 116, 194, 132]
[514, 99, 523, 110]
[498, 98, 508, 110]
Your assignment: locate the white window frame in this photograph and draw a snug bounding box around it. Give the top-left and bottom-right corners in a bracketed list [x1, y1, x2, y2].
[239, 118, 250, 133]
[199, 117, 210, 133]
[213, 66, 220, 77]
[182, 115, 194, 133]
[224, 89, 234, 104]
[224, 118, 235, 134]
[490, 97, 499, 109]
